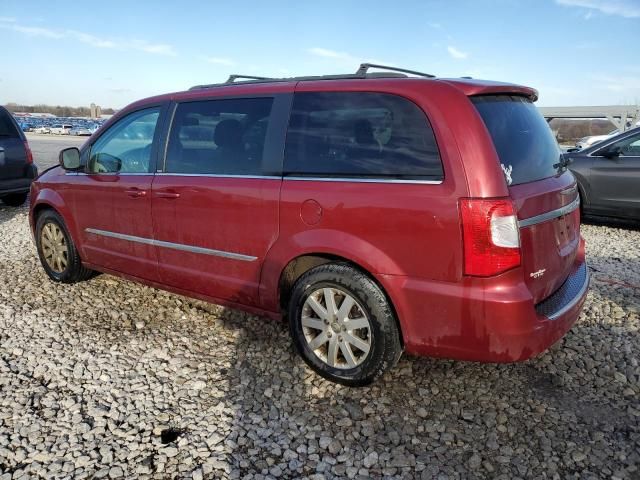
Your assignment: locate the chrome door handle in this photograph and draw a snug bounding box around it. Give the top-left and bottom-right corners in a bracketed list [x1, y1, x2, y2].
[155, 191, 180, 199]
[125, 189, 147, 198]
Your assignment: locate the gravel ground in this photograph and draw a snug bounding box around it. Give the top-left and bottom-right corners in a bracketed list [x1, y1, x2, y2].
[0, 136, 638, 479]
[1, 208, 638, 480]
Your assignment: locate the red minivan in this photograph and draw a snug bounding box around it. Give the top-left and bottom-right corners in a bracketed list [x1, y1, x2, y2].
[29, 64, 589, 385]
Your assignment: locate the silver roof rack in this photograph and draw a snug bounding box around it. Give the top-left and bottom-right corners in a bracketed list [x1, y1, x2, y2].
[189, 63, 435, 90]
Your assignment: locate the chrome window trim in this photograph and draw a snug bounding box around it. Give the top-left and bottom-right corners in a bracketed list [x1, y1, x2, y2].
[85, 228, 257, 262]
[154, 173, 281, 180]
[518, 196, 580, 228]
[71, 172, 154, 176]
[547, 266, 590, 321]
[283, 176, 443, 185]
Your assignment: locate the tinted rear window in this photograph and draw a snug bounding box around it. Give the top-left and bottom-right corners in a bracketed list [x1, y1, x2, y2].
[284, 92, 443, 180]
[165, 98, 274, 175]
[473, 95, 561, 186]
[0, 109, 20, 138]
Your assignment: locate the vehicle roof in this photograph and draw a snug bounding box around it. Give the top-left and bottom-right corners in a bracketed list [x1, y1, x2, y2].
[126, 76, 538, 113]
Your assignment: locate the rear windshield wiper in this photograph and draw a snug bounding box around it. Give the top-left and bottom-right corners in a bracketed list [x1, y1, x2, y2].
[554, 155, 572, 170]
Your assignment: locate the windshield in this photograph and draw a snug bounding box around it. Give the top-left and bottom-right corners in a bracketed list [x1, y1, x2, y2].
[473, 95, 561, 186]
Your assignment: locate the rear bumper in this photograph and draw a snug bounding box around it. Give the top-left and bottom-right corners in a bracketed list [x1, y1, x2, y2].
[378, 240, 589, 362]
[0, 165, 38, 195]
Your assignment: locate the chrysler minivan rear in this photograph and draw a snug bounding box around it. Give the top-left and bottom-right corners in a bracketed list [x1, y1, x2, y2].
[390, 89, 588, 363]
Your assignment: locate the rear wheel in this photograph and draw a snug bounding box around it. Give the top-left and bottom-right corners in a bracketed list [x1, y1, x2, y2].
[35, 210, 93, 283]
[2, 192, 28, 207]
[288, 263, 402, 386]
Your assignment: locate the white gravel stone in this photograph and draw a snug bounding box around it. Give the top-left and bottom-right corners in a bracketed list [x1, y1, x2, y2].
[0, 167, 638, 479]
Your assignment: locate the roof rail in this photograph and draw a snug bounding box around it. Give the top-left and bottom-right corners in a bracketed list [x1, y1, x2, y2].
[189, 64, 436, 90]
[355, 63, 435, 79]
[225, 74, 274, 84]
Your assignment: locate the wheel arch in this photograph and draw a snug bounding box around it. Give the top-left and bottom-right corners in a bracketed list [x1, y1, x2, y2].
[277, 252, 405, 348]
[31, 190, 81, 252]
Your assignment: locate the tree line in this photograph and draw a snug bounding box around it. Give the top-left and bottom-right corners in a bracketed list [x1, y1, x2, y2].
[3, 103, 116, 117]
[549, 119, 616, 143]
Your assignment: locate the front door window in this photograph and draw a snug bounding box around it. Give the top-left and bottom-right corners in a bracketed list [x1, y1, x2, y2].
[88, 108, 160, 173]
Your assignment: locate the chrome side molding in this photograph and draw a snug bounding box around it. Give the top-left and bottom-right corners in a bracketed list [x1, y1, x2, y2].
[85, 228, 257, 262]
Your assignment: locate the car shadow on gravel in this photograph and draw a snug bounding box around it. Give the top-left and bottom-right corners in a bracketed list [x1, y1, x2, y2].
[208, 298, 639, 478]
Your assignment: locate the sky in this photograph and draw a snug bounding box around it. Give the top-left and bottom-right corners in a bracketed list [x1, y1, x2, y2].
[1, 0, 639, 109]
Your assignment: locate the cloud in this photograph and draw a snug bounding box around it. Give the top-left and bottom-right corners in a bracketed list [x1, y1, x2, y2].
[428, 22, 443, 29]
[555, 0, 640, 18]
[67, 30, 117, 48]
[202, 56, 236, 66]
[307, 47, 396, 70]
[0, 19, 177, 56]
[447, 46, 468, 59]
[8, 24, 63, 39]
[132, 41, 177, 56]
[308, 47, 353, 60]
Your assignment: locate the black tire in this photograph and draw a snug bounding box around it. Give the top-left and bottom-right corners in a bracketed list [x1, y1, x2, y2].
[288, 263, 402, 386]
[2, 192, 28, 207]
[35, 209, 94, 283]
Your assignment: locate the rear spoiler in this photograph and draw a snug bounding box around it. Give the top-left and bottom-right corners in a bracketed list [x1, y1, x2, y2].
[438, 79, 538, 102]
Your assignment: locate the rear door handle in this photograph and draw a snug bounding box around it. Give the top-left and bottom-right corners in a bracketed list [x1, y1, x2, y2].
[125, 188, 147, 198]
[155, 191, 180, 199]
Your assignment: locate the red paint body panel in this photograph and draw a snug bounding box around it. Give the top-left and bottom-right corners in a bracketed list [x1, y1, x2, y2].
[510, 172, 581, 303]
[381, 238, 586, 361]
[150, 175, 280, 305]
[71, 173, 159, 281]
[29, 75, 588, 366]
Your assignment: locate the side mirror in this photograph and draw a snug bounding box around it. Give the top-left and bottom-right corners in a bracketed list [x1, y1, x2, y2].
[600, 145, 622, 159]
[59, 147, 82, 170]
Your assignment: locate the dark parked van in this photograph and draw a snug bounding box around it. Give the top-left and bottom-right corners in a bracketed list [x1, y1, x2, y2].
[0, 106, 37, 206]
[29, 65, 589, 385]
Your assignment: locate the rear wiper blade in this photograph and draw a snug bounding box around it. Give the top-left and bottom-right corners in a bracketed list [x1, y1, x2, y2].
[554, 155, 572, 170]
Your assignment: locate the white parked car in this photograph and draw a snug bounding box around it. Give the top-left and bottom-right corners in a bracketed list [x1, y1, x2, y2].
[575, 129, 619, 150]
[33, 126, 50, 134]
[576, 121, 640, 149]
[50, 124, 73, 135]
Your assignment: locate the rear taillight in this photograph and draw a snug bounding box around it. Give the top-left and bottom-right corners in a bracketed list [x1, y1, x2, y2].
[24, 141, 33, 164]
[460, 198, 521, 277]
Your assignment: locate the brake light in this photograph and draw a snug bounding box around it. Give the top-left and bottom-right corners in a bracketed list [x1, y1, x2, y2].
[24, 141, 33, 164]
[460, 198, 521, 276]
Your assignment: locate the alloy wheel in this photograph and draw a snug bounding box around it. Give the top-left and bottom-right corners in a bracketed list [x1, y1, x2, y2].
[40, 222, 68, 273]
[301, 287, 372, 369]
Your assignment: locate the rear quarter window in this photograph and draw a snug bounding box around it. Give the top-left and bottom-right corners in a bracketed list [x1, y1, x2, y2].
[284, 92, 443, 180]
[472, 95, 562, 186]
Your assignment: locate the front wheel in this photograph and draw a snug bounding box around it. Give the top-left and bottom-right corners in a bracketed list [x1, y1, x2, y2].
[1, 192, 28, 207]
[288, 263, 402, 386]
[35, 210, 94, 283]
